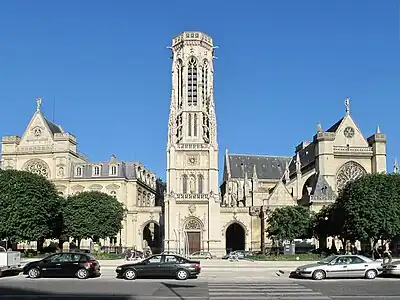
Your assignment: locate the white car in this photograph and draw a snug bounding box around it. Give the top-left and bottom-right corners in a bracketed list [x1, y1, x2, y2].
[295, 254, 383, 280]
[383, 260, 400, 276]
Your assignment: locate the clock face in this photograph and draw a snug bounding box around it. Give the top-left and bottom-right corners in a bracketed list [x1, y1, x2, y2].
[188, 157, 197, 165]
[344, 126, 355, 138]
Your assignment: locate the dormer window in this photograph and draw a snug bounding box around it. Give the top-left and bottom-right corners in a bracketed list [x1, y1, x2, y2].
[110, 165, 117, 176]
[75, 166, 82, 177]
[93, 165, 101, 176]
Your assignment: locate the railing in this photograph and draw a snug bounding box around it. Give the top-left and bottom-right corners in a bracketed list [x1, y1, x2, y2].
[333, 146, 373, 154]
[175, 193, 210, 200]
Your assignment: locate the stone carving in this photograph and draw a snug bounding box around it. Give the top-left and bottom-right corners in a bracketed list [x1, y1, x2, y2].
[58, 166, 65, 177]
[336, 161, 366, 191]
[188, 204, 196, 214]
[24, 159, 49, 178]
[36, 97, 42, 111]
[149, 194, 156, 207]
[189, 177, 195, 194]
[184, 218, 202, 230]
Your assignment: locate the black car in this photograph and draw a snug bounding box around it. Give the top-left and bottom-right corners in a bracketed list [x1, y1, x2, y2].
[116, 254, 201, 280]
[23, 252, 100, 279]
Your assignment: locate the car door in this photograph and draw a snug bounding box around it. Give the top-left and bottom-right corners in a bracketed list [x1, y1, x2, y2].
[326, 256, 349, 278]
[345, 256, 368, 277]
[161, 255, 180, 277]
[59, 253, 82, 277]
[140, 255, 163, 277]
[40, 253, 64, 277]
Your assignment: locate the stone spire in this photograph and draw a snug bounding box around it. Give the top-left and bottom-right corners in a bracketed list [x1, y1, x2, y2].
[376, 125, 381, 134]
[36, 97, 43, 112]
[344, 97, 350, 115]
[394, 158, 399, 174]
[296, 151, 301, 173]
[317, 121, 323, 133]
[252, 164, 258, 180]
[284, 161, 290, 182]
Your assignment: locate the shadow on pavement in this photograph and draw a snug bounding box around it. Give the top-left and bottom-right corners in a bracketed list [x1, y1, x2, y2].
[0, 285, 132, 299]
[161, 282, 198, 300]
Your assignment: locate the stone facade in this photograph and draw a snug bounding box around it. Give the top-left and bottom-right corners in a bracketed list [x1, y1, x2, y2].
[164, 32, 388, 256]
[0, 98, 165, 252]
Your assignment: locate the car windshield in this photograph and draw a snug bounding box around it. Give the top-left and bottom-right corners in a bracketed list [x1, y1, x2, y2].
[318, 255, 337, 264]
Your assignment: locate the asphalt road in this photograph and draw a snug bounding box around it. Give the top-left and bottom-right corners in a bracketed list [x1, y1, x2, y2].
[0, 273, 400, 300]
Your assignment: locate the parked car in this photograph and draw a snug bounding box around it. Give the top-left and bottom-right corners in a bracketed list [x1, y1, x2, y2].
[383, 260, 400, 276]
[188, 251, 213, 260]
[116, 254, 201, 280]
[23, 252, 100, 279]
[295, 254, 383, 280]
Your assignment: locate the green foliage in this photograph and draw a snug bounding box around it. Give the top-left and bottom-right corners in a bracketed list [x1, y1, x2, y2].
[0, 169, 62, 242]
[248, 253, 322, 261]
[313, 203, 347, 240]
[63, 191, 127, 243]
[335, 173, 400, 245]
[266, 206, 313, 244]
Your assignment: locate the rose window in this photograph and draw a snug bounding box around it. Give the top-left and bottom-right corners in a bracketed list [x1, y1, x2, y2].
[24, 159, 50, 178]
[336, 161, 366, 192]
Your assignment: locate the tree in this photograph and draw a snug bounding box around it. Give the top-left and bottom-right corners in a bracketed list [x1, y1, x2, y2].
[266, 205, 313, 244]
[336, 173, 400, 248]
[63, 191, 126, 246]
[0, 169, 62, 246]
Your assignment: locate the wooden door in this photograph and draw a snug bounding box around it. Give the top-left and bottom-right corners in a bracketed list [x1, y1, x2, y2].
[187, 232, 201, 254]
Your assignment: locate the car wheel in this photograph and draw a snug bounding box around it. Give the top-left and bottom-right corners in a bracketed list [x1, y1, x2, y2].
[176, 269, 189, 280]
[27, 268, 41, 279]
[312, 270, 326, 280]
[365, 269, 377, 279]
[76, 268, 89, 279]
[123, 269, 137, 280]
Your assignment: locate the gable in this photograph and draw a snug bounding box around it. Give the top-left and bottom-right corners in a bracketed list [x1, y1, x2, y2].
[268, 181, 296, 207]
[19, 112, 63, 146]
[332, 115, 369, 148]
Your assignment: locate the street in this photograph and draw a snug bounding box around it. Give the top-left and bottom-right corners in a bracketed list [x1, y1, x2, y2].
[1, 272, 400, 300]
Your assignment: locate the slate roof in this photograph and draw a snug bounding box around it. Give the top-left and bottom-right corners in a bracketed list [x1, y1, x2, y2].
[310, 174, 335, 197]
[326, 117, 343, 133]
[44, 118, 63, 134]
[288, 142, 316, 175]
[228, 154, 292, 180]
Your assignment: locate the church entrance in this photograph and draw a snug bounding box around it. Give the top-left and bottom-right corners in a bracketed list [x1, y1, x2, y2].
[187, 232, 201, 254]
[142, 222, 161, 254]
[225, 222, 245, 254]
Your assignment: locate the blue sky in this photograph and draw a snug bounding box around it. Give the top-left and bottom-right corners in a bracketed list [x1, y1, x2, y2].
[0, 0, 399, 182]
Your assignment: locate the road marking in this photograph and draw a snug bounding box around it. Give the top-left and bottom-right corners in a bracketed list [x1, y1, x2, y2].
[208, 282, 332, 299]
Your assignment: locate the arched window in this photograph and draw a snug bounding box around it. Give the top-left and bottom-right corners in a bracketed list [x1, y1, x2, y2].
[182, 175, 188, 194]
[176, 59, 183, 108]
[194, 113, 197, 136]
[187, 57, 197, 106]
[188, 114, 192, 136]
[76, 166, 82, 177]
[201, 60, 208, 106]
[198, 174, 203, 194]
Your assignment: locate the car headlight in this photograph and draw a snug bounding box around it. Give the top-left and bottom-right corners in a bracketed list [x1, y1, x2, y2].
[116, 267, 122, 271]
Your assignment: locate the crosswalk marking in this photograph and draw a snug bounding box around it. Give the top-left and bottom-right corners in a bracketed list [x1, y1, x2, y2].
[208, 282, 332, 300]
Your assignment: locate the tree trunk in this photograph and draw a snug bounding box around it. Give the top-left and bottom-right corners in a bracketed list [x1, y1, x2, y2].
[37, 237, 45, 253]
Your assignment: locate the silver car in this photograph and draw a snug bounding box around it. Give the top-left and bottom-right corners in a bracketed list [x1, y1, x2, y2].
[295, 254, 383, 280]
[383, 260, 400, 276]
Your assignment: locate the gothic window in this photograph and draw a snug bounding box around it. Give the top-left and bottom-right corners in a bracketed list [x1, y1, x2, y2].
[336, 161, 367, 192]
[184, 218, 202, 230]
[182, 174, 188, 193]
[110, 165, 117, 176]
[201, 60, 208, 106]
[75, 166, 82, 177]
[194, 113, 197, 136]
[93, 166, 100, 176]
[176, 59, 183, 108]
[188, 113, 192, 136]
[187, 57, 197, 106]
[198, 174, 203, 194]
[23, 159, 50, 178]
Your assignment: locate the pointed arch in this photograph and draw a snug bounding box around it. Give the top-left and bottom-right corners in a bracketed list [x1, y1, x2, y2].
[198, 174, 203, 194]
[336, 160, 367, 192]
[182, 174, 188, 193]
[176, 59, 184, 108]
[183, 216, 203, 231]
[187, 56, 198, 106]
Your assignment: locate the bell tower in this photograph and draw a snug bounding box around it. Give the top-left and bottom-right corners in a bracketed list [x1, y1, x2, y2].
[164, 32, 222, 256]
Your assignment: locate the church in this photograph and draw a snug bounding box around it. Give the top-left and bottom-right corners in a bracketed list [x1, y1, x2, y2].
[0, 31, 389, 256]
